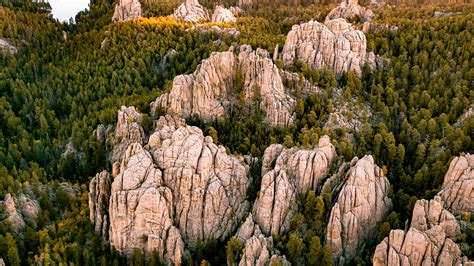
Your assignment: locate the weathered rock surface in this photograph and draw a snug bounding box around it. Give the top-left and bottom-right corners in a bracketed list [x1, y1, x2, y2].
[112, 0, 142, 22]
[373, 196, 465, 266]
[325, 0, 374, 23]
[282, 18, 378, 76]
[0, 38, 17, 55]
[369, 0, 386, 8]
[152, 45, 297, 126]
[2, 193, 40, 232]
[235, 214, 290, 266]
[438, 154, 474, 215]
[326, 155, 392, 263]
[91, 110, 251, 262]
[112, 106, 145, 162]
[253, 136, 336, 236]
[89, 170, 112, 238]
[173, 0, 210, 22]
[325, 102, 371, 132]
[362, 21, 399, 33]
[212, 5, 237, 23]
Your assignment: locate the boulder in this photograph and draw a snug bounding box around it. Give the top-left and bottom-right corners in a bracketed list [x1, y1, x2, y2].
[326, 155, 392, 263]
[152, 45, 297, 127]
[173, 0, 210, 23]
[282, 19, 379, 76]
[325, 0, 374, 23]
[437, 154, 474, 215]
[112, 0, 142, 22]
[212, 6, 237, 23]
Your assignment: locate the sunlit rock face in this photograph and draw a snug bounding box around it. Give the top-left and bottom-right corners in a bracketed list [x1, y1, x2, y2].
[173, 0, 210, 22]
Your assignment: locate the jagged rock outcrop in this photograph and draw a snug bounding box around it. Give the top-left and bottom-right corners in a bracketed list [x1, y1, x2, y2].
[101, 37, 111, 49]
[326, 155, 392, 264]
[0, 38, 17, 55]
[325, 102, 371, 132]
[362, 21, 399, 33]
[173, 0, 210, 22]
[235, 214, 290, 266]
[437, 154, 474, 215]
[369, 0, 386, 8]
[373, 196, 466, 266]
[111, 106, 145, 162]
[93, 124, 113, 144]
[187, 25, 240, 37]
[282, 18, 378, 76]
[212, 5, 237, 23]
[151, 45, 296, 126]
[91, 111, 251, 262]
[2, 193, 40, 232]
[455, 107, 473, 127]
[325, 0, 374, 23]
[253, 136, 336, 236]
[112, 0, 142, 22]
[89, 171, 112, 238]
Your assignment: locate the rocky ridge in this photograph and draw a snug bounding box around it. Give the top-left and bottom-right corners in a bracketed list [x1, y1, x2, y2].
[282, 18, 379, 76]
[326, 155, 392, 264]
[211, 5, 237, 23]
[151, 45, 300, 127]
[112, 0, 142, 22]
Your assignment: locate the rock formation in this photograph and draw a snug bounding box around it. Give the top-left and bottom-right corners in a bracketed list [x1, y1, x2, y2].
[2, 193, 41, 232]
[112, 0, 142, 22]
[282, 18, 378, 76]
[111, 106, 145, 162]
[373, 196, 466, 266]
[89, 171, 112, 238]
[325, 0, 374, 23]
[235, 214, 291, 266]
[90, 111, 251, 263]
[173, 0, 210, 23]
[250, 136, 336, 236]
[0, 38, 17, 55]
[326, 155, 392, 263]
[212, 5, 237, 23]
[437, 154, 473, 215]
[151, 45, 297, 127]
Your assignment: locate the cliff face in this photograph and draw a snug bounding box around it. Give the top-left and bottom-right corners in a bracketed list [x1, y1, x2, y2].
[282, 19, 379, 76]
[325, 155, 392, 264]
[151, 45, 298, 127]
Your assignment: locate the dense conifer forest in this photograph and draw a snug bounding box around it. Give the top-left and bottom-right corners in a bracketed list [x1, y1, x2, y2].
[0, 0, 472, 265]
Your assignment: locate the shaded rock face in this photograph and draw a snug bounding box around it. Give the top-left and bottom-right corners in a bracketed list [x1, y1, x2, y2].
[438, 154, 474, 215]
[90, 111, 250, 263]
[212, 6, 237, 23]
[373, 196, 465, 266]
[0, 39, 17, 55]
[282, 19, 378, 76]
[326, 155, 392, 263]
[173, 0, 210, 22]
[3, 193, 41, 232]
[325, 0, 374, 23]
[112, 0, 142, 22]
[152, 45, 297, 127]
[253, 136, 336, 236]
[89, 171, 112, 238]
